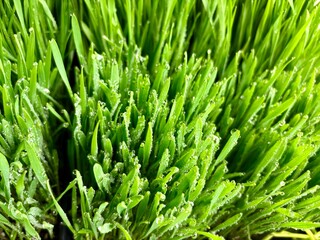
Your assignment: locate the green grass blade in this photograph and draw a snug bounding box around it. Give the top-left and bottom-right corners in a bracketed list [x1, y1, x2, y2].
[72, 14, 86, 66]
[0, 153, 11, 200]
[49, 39, 73, 100]
[46, 181, 76, 235]
[25, 142, 49, 190]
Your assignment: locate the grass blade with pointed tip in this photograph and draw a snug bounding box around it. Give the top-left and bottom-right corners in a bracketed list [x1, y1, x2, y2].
[25, 142, 49, 190]
[215, 130, 240, 166]
[46, 181, 76, 235]
[49, 39, 73, 100]
[72, 14, 86, 66]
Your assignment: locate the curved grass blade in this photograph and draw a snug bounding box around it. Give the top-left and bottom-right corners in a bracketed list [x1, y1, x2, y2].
[49, 39, 73, 100]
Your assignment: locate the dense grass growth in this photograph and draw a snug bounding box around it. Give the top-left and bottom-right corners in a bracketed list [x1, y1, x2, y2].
[0, 0, 320, 239]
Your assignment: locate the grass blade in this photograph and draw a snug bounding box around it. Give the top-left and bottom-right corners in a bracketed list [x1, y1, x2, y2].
[0, 153, 10, 200]
[49, 39, 73, 100]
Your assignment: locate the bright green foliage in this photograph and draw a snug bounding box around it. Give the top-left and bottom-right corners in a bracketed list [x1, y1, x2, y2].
[1, 0, 320, 239]
[0, 1, 71, 238]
